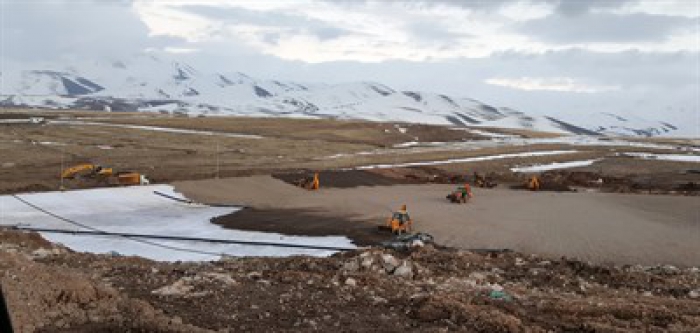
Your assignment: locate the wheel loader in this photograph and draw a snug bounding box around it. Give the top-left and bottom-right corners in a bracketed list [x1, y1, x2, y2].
[378, 205, 412, 234]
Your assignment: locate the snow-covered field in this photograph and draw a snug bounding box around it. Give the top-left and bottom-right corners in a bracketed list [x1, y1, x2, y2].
[0, 185, 355, 261]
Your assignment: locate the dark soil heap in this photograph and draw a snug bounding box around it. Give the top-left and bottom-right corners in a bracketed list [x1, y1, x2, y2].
[1, 230, 698, 332]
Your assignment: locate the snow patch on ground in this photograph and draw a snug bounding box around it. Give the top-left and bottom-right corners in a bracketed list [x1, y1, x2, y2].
[356, 150, 579, 169]
[49, 120, 263, 140]
[511, 159, 603, 173]
[0, 185, 354, 261]
[622, 152, 700, 163]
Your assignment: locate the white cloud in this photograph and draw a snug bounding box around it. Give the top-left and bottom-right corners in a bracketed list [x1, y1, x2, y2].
[130, 0, 699, 63]
[163, 47, 200, 54]
[485, 77, 621, 93]
[609, 0, 700, 18]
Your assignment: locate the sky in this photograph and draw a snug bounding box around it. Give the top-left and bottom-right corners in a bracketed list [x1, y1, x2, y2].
[1, 0, 698, 122]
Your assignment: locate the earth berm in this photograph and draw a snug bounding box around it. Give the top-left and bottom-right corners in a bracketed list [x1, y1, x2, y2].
[1, 230, 699, 332]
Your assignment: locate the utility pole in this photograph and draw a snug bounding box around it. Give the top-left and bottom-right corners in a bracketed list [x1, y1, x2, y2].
[215, 140, 220, 179]
[60, 146, 65, 191]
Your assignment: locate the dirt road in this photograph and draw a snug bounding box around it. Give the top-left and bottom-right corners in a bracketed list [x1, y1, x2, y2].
[175, 176, 700, 266]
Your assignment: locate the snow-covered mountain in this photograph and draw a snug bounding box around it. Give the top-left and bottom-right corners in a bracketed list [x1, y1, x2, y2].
[0, 55, 687, 137]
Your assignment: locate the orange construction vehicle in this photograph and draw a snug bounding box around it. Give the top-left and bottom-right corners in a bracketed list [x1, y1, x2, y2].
[61, 163, 113, 180]
[61, 163, 149, 187]
[447, 183, 473, 203]
[528, 175, 541, 191]
[385, 205, 412, 234]
[296, 172, 320, 190]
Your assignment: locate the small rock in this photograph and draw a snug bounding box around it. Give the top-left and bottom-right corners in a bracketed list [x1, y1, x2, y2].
[689, 290, 699, 299]
[490, 284, 504, 292]
[381, 254, 400, 273]
[152, 279, 193, 296]
[361, 257, 374, 269]
[662, 265, 679, 274]
[393, 261, 413, 279]
[345, 277, 357, 287]
[410, 240, 424, 248]
[31, 248, 53, 259]
[203, 272, 238, 286]
[370, 296, 388, 305]
[469, 272, 487, 281]
[342, 259, 360, 272]
[247, 271, 263, 280]
[643, 291, 653, 297]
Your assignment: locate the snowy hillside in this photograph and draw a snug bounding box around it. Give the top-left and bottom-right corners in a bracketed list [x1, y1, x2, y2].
[0, 55, 688, 137]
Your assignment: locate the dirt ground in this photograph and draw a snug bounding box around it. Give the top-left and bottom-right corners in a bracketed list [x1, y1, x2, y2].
[212, 207, 387, 246]
[2, 109, 697, 195]
[2, 230, 699, 332]
[3, 109, 700, 331]
[175, 176, 700, 267]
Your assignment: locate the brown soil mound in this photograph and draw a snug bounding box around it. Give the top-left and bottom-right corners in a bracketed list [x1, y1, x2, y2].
[0, 232, 209, 332]
[2, 230, 699, 332]
[211, 208, 386, 246]
[272, 169, 414, 188]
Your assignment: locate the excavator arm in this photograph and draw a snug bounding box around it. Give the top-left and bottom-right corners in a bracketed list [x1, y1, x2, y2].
[61, 164, 113, 179]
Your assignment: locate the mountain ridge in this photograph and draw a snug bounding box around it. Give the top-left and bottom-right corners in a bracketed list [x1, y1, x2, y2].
[0, 55, 686, 137]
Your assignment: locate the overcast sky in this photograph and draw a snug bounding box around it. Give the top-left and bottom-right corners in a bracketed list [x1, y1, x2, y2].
[1, 0, 698, 121]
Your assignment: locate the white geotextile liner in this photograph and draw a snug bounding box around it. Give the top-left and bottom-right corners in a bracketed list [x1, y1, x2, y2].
[0, 185, 354, 261]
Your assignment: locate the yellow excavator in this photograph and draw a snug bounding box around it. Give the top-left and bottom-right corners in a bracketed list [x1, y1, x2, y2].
[61, 164, 113, 180]
[61, 164, 149, 186]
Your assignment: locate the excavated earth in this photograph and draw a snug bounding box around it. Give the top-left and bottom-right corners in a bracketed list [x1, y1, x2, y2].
[2, 230, 699, 332]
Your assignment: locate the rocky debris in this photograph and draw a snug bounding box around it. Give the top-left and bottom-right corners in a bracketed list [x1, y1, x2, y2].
[1, 245, 209, 332]
[152, 278, 195, 297]
[1, 230, 699, 332]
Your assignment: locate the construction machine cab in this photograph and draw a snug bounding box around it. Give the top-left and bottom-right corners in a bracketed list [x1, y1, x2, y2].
[386, 205, 412, 234]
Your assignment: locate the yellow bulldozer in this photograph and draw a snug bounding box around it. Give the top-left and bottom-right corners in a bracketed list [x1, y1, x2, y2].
[61, 164, 149, 187]
[379, 205, 413, 235]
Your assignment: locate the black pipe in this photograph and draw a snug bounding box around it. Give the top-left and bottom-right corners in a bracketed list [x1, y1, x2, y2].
[12, 226, 357, 252]
[153, 191, 245, 208]
[0, 285, 14, 333]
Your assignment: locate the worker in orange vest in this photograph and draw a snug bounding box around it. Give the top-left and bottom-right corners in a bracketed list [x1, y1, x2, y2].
[462, 183, 473, 199]
[310, 172, 320, 190]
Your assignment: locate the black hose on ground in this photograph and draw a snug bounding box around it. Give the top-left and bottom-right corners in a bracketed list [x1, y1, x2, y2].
[12, 226, 358, 252]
